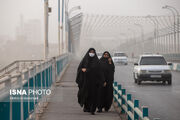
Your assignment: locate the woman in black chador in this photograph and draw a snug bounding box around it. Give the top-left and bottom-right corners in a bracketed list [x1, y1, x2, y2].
[76, 48, 105, 115]
[97, 51, 115, 112]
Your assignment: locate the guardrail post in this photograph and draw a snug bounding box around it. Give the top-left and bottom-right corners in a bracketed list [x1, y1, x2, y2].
[22, 70, 29, 120]
[134, 99, 139, 120]
[4, 75, 12, 120]
[127, 94, 132, 120]
[142, 106, 149, 118]
[33, 67, 36, 112]
[28, 67, 32, 114]
[13, 72, 24, 120]
[114, 82, 117, 86]
[16, 61, 20, 72]
[113, 82, 117, 102]
[122, 89, 126, 113]
[52, 57, 57, 83]
[117, 84, 121, 107]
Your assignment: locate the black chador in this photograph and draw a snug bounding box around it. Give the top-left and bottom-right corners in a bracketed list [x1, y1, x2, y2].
[98, 51, 115, 112]
[76, 48, 104, 115]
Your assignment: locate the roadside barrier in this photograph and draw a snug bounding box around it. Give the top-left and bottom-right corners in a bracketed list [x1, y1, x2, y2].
[113, 82, 150, 120]
[0, 54, 69, 120]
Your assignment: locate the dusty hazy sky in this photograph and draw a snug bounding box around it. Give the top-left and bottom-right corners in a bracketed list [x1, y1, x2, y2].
[0, 0, 180, 43]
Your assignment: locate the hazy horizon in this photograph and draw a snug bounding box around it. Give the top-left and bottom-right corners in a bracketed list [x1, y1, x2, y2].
[1, 0, 180, 43]
[0, 0, 180, 67]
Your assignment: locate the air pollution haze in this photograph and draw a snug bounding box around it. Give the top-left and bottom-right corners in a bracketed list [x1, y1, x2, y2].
[0, 0, 180, 67]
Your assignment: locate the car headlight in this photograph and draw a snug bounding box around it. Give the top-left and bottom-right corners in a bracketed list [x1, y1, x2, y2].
[164, 70, 171, 73]
[140, 70, 147, 74]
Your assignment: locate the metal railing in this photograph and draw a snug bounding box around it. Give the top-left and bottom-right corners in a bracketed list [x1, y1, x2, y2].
[0, 60, 43, 79]
[118, 20, 180, 60]
[163, 53, 180, 62]
[0, 54, 69, 120]
[113, 82, 151, 120]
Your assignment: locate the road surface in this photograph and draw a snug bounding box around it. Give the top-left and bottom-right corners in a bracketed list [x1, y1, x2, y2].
[114, 63, 180, 120]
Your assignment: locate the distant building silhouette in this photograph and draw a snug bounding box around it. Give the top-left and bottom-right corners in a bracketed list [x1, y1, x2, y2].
[16, 16, 42, 45]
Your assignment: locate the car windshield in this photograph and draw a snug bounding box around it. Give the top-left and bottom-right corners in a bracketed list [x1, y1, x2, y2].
[114, 53, 126, 57]
[140, 57, 167, 65]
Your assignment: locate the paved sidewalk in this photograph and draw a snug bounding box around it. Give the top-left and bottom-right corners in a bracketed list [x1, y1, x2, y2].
[40, 61, 121, 120]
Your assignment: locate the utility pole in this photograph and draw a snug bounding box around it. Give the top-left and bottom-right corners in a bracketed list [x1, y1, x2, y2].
[58, 0, 61, 55]
[146, 15, 159, 54]
[134, 24, 144, 54]
[61, 0, 64, 54]
[44, 0, 51, 59]
[162, 5, 180, 53]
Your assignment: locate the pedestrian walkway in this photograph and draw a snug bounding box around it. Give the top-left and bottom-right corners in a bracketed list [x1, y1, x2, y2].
[40, 61, 121, 120]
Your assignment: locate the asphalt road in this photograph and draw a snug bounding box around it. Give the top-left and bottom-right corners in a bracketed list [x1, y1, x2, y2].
[114, 63, 180, 120]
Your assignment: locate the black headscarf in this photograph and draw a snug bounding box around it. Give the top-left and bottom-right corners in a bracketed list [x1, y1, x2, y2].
[78, 48, 99, 70]
[76, 48, 99, 86]
[100, 51, 115, 70]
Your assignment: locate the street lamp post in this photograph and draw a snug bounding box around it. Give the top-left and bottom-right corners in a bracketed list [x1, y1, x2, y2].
[146, 15, 159, 54]
[117, 33, 129, 52]
[65, 0, 70, 53]
[128, 28, 137, 57]
[58, 0, 61, 55]
[58, 0, 65, 55]
[162, 5, 179, 53]
[44, 0, 51, 59]
[134, 24, 144, 54]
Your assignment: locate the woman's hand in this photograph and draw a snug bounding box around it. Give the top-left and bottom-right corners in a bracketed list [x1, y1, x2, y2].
[103, 82, 107, 87]
[82, 68, 87, 72]
[108, 58, 112, 64]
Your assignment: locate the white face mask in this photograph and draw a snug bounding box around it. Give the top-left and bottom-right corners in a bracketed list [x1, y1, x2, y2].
[89, 53, 95, 57]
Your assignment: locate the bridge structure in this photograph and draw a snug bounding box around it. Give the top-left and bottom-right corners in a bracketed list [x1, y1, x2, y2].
[0, 1, 180, 120]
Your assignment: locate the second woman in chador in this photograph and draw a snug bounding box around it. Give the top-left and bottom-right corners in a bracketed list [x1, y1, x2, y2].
[97, 51, 115, 112]
[76, 48, 105, 115]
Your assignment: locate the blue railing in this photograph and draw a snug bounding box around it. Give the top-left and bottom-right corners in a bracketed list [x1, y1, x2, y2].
[0, 54, 69, 120]
[163, 53, 180, 62]
[113, 82, 150, 120]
